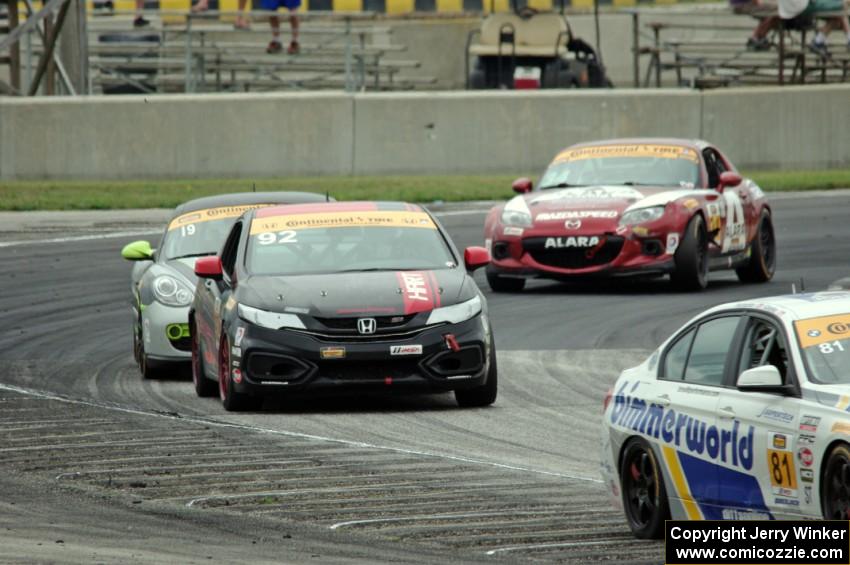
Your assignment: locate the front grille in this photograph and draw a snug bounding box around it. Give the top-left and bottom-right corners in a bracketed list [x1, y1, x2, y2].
[313, 314, 417, 335]
[287, 327, 429, 343]
[318, 359, 423, 381]
[523, 235, 624, 269]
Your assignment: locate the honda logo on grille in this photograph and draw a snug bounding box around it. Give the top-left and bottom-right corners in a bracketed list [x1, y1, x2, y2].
[357, 318, 377, 335]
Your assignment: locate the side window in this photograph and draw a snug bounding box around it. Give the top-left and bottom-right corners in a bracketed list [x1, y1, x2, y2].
[738, 318, 789, 381]
[683, 316, 741, 386]
[702, 149, 720, 188]
[663, 328, 695, 381]
[708, 149, 727, 174]
[220, 222, 243, 278]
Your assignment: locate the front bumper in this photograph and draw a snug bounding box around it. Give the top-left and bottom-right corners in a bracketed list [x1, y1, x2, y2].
[140, 301, 191, 362]
[488, 229, 677, 280]
[228, 314, 491, 396]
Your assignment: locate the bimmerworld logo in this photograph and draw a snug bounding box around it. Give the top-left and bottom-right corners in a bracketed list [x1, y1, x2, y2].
[610, 382, 755, 471]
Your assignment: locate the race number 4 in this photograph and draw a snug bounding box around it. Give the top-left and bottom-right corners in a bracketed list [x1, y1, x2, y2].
[721, 191, 746, 253]
[257, 231, 298, 245]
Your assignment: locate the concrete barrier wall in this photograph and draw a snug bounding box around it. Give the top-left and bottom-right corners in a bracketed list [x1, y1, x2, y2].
[351, 90, 701, 174]
[0, 92, 354, 180]
[1, 86, 847, 180]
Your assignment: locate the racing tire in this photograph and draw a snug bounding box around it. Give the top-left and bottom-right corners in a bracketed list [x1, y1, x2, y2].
[218, 335, 260, 412]
[821, 443, 850, 519]
[736, 210, 776, 283]
[670, 214, 709, 291]
[486, 267, 525, 292]
[138, 343, 162, 380]
[620, 438, 669, 539]
[191, 320, 216, 397]
[556, 70, 580, 88]
[454, 338, 497, 408]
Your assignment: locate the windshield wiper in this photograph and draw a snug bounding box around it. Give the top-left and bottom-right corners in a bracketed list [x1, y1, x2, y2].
[170, 252, 217, 260]
[539, 182, 586, 190]
[336, 267, 421, 273]
[618, 181, 673, 187]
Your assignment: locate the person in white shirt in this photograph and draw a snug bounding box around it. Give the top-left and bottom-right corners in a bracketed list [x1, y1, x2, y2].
[778, 0, 850, 52]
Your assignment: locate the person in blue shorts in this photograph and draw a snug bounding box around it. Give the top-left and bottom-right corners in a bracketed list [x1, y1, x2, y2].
[262, 0, 301, 54]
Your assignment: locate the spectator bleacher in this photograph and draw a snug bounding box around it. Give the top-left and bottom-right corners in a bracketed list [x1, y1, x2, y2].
[25, 9, 436, 92]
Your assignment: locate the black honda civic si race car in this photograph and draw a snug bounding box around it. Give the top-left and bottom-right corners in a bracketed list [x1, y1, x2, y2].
[189, 202, 496, 411]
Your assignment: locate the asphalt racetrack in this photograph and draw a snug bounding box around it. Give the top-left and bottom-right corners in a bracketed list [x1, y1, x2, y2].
[0, 191, 848, 563]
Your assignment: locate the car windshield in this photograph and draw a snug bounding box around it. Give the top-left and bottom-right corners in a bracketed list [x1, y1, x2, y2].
[794, 313, 850, 384]
[538, 144, 701, 189]
[162, 204, 275, 260]
[246, 210, 456, 276]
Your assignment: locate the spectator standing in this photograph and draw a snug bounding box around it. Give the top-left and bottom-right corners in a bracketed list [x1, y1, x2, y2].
[192, 0, 251, 29]
[263, 0, 301, 54]
[134, 0, 150, 27]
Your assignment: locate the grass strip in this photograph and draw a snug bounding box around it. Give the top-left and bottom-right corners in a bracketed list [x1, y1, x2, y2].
[0, 170, 847, 211]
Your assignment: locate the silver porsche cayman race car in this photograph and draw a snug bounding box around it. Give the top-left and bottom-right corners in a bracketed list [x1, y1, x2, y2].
[120, 191, 327, 378]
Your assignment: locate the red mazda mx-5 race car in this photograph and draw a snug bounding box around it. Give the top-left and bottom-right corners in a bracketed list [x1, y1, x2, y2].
[483, 138, 776, 292]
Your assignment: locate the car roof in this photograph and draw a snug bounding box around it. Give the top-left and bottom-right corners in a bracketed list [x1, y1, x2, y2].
[252, 201, 426, 219]
[565, 137, 708, 151]
[706, 291, 850, 322]
[172, 191, 328, 217]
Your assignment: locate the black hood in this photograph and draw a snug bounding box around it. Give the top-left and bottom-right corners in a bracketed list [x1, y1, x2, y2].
[235, 269, 474, 318]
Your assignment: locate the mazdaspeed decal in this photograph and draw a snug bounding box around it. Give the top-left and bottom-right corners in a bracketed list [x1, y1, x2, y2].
[552, 144, 700, 165]
[250, 211, 435, 235]
[610, 382, 755, 471]
[168, 204, 273, 231]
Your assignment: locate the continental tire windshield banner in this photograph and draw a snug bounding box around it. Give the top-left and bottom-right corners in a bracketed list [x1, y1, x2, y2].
[249, 211, 436, 235]
[552, 144, 700, 164]
[168, 204, 274, 231]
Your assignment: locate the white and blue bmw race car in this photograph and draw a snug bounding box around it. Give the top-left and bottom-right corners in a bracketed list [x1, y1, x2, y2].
[601, 291, 850, 538]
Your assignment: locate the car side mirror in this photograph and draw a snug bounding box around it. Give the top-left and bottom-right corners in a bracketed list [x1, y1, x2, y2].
[464, 246, 490, 272]
[736, 365, 791, 394]
[717, 171, 742, 192]
[512, 177, 533, 194]
[121, 240, 154, 261]
[195, 256, 223, 280]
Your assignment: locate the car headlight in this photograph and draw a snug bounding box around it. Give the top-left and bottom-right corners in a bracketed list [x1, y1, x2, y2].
[619, 206, 665, 226]
[500, 196, 533, 227]
[238, 304, 306, 330]
[152, 275, 193, 307]
[426, 295, 482, 326]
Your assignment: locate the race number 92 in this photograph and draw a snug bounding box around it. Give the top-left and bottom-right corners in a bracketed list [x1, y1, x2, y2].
[257, 231, 298, 245]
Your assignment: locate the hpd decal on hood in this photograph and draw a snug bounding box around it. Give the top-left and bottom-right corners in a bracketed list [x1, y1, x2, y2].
[396, 271, 441, 314]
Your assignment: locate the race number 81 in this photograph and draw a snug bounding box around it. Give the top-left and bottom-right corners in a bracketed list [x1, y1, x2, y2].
[768, 449, 798, 490]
